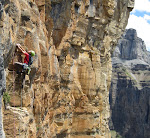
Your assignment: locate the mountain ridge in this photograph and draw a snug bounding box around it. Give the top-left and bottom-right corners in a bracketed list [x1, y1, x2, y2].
[110, 28, 150, 138]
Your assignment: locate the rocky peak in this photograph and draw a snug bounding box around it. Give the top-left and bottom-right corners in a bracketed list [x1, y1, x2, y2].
[113, 29, 150, 64]
[125, 29, 137, 40]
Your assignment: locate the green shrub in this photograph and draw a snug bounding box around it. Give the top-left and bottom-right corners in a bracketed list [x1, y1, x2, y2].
[36, 126, 39, 131]
[110, 130, 122, 138]
[3, 92, 11, 105]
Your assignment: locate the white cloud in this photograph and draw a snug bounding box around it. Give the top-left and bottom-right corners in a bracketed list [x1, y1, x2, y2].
[126, 14, 150, 51]
[144, 14, 150, 21]
[126, 0, 150, 51]
[132, 0, 150, 13]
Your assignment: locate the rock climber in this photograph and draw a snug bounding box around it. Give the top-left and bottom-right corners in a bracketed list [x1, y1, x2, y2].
[14, 43, 35, 75]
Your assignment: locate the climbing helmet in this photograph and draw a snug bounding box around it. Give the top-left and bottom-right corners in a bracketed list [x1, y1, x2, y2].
[30, 50, 35, 56]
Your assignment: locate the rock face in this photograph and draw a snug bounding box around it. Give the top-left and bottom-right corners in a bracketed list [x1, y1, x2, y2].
[110, 29, 150, 138]
[0, 0, 134, 137]
[113, 29, 150, 63]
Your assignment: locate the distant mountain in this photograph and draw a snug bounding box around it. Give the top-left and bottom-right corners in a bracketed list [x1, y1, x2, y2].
[109, 29, 150, 138]
[112, 28, 150, 65]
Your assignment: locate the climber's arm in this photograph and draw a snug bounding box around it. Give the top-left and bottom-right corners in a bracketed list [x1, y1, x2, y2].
[16, 44, 27, 54]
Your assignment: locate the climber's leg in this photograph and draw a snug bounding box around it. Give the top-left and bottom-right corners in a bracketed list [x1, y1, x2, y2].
[14, 62, 23, 73]
[27, 67, 31, 75]
[22, 73, 26, 88]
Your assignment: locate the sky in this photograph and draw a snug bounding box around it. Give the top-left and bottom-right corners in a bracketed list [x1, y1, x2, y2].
[126, 0, 150, 51]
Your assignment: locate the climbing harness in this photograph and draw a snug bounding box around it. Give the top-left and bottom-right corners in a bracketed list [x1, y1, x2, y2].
[22, 63, 31, 75]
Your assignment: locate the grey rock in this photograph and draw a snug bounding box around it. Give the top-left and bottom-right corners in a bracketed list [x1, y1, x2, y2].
[113, 29, 150, 63]
[110, 29, 150, 138]
[0, 49, 5, 138]
[0, 96, 5, 138]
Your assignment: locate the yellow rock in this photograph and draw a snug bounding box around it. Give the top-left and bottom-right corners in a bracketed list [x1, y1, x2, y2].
[0, 0, 134, 137]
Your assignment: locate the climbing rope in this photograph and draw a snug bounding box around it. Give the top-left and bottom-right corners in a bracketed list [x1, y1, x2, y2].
[12, 47, 23, 137]
[12, 50, 16, 137]
[31, 88, 34, 111]
[19, 73, 25, 137]
[12, 46, 26, 137]
[67, 102, 71, 138]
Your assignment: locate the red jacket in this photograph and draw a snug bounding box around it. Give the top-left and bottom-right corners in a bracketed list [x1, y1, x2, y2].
[24, 52, 29, 64]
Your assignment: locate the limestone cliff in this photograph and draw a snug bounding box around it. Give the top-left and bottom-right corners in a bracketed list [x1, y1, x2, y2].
[0, 0, 134, 137]
[110, 29, 150, 138]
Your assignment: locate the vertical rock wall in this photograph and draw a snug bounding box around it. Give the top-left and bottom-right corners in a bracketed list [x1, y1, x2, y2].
[0, 48, 5, 138]
[0, 0, 134, 137]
